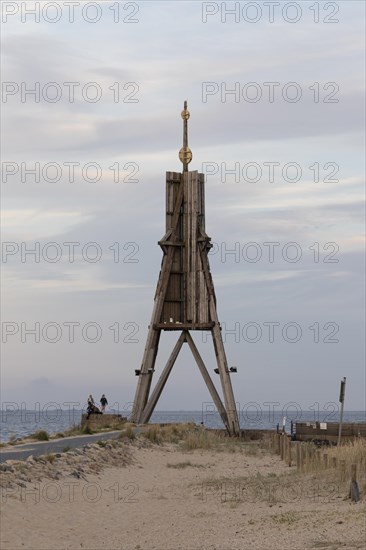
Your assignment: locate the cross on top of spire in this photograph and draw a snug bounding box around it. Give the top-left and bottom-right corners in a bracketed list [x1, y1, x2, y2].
[179, 100, 192, 171]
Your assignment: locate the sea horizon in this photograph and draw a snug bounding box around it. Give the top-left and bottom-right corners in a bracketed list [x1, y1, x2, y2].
[1, 408, 365, 443]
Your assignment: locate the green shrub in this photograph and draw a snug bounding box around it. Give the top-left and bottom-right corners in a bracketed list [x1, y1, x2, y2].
[33, 430, 49, 441]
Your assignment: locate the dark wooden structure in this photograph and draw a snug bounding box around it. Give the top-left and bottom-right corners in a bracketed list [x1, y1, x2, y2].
[130, 102, 240, 435]
[294, 422, 366, 443]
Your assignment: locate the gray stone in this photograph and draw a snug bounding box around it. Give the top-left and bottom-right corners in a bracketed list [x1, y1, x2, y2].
[0, 464, 14, 472]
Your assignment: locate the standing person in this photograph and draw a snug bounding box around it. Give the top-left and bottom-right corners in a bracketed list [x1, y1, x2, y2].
[100, 394, 108, 412]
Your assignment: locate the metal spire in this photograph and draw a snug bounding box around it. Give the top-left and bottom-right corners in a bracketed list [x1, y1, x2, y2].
[179, 100, 192, 172]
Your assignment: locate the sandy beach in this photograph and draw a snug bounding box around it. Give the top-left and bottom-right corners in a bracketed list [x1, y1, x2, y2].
[1, 429, 365, 550]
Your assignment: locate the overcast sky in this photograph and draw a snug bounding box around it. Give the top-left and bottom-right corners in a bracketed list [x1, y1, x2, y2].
[1, 1, 365, 417]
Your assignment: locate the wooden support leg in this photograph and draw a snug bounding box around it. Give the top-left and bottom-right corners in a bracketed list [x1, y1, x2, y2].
[210, 302, 240, 436]
[130, 327, 160, 423]
[140, 332, 186, 424]
[198, 245, 240, 436]
[185, 331, 229, 431]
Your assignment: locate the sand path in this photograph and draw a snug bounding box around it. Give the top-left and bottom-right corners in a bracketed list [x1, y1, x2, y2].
[1, 443, 365, 550]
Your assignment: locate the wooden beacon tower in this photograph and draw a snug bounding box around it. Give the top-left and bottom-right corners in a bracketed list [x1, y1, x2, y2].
[130, 102, 240, 436]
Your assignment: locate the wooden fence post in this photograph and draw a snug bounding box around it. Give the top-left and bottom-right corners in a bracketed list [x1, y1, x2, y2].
[340, 459, 346, 482]
[299, 444, 304, 473]
[288, 438, 292, 467]
[316, 449, 321, 469]
[285, 436, 288, 462]
[304, 444, 308, 472]
[351, 463, 357, 481]
[276, 433, 280, 454]
[350, 463, 360, 502]
[309, 445, 314, 471]
[285, 436, 288, 464]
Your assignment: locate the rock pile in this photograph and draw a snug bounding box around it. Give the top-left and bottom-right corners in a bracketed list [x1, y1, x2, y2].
[0, 437, 151, 494]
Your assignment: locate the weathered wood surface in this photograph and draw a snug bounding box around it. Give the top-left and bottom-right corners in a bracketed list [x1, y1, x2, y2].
[294, 422, 366, 442]
[140, 332, 186, 424]
[162, 171, 210, 325]
[131, 158, 240, 435]
[185, 331, 229, 431]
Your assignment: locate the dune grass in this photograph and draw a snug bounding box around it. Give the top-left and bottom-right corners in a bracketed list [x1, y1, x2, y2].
[181, 429, 223, 450]
[304, 439, 366, 488]
[140, 423, 257, 453]
[31, 430, 49, 441]
[44, 453, 55, 463]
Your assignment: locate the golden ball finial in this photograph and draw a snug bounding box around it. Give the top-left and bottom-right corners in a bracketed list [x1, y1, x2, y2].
[181, 108, 190, 120]
[179, 147, 192, 164]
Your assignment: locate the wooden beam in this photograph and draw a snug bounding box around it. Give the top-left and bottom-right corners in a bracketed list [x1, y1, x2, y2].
[140, 331, 186, 424]
[130, 324, 160, 422]
[154, 322, 214, 330]
[184, 331, 229, 431]
[199, 243, 240, 436]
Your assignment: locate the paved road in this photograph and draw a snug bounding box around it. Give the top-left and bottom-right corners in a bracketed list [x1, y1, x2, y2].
[0, 431, 125, 463]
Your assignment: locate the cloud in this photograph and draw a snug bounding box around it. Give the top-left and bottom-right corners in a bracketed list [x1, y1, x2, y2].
[1, 1, 365, 409]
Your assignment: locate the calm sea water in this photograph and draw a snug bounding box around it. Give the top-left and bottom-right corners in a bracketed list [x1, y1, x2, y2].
[1, 408, 365, 442]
